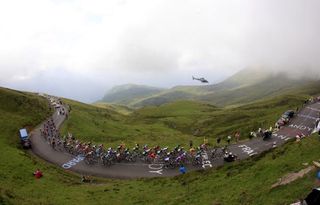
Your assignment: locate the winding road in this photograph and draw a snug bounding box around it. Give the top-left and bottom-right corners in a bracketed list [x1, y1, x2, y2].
[30, 98, 320, 179]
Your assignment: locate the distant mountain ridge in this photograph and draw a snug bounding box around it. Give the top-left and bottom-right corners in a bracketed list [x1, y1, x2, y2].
[99, 68, 320, 108]
[101, 84, 164, 105]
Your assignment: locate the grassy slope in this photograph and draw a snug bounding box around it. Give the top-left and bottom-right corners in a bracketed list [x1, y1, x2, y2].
[61, 94, 306, 148]
[198, 79, 320, 107]
[101, 84, 164, 105]
[61, 98, 189, 147]
[92, 102, 134, 115]
[1, 87, 320, 204]
[99, 69, 270, 108]
[129, 73, 320, 108]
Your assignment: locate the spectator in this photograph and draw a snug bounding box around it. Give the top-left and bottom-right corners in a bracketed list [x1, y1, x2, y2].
[296, 132, 305, 142]
[249, 132, 256, 139]
[235, 131, 240, 142]
[179, 165, 186, 174]
[81, 175, 91, 183]
[189, 140, 193, 148]
[33, 169, 43, 179]
[216, 137, 221, 144]
[203, 137, 208, 145]
[227, 136, 231, 144]
[258, 128, 264, 137]
[269, 126, 273, 132]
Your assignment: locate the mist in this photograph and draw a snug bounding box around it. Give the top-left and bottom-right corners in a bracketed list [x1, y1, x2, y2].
[0, 0, 319, 102]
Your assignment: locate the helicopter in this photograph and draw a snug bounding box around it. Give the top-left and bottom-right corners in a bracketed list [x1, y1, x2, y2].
[192, 76, 209, 83]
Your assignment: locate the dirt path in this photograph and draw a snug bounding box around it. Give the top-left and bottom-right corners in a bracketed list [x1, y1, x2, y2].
[271, 166, 316, 188]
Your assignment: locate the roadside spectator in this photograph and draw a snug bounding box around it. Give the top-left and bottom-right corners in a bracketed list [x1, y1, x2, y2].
[227, 136, 231, 144]
[316, 170, 320, 186]
[203, 137, 208, 145]
[81, 175, 91, 183]
[235, 131, 240, 142]
[249, 132, 256, 139]
[269, 126, 273, 132]
[179, 165, 186, 174]
[258, 128, 264, 137]
[189, 140, 193, 148]
[296, 132, 305, 142]
[33, 169, 43, 179]
[315, 118, 320, 130]
[216, 137, 221, 144]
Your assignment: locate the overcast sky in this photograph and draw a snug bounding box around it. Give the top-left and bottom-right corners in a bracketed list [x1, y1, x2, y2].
[0, 0, 319, 103]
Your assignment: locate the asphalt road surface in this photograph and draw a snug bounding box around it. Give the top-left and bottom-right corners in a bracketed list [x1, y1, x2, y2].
[30, 100, 320, 179]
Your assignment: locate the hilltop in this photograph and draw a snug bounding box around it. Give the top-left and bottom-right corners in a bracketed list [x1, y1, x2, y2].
[99, 68, 320, 108]
[101, 84, 165, 105]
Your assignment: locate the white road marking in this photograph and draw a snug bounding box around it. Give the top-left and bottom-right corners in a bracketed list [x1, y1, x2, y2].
[297, 114, 318, 120]
[201, 151, 212, 169]
[306, 106, 320, 112]
[288, 124, 313, 132]
[148, 164, 163, 170]
[249, 152, 258, 157]
[62, 155, 84, 169]
[202, 160, 213, 169]
[238, 144, 256, 155]
[149, 169, 163, 175]
[148, 164, 164, 175]
[273, 133, 290, 141]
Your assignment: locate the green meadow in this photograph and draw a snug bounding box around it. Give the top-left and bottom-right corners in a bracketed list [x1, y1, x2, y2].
[1, 87, 320, 204]
[61, 95, 305, 148]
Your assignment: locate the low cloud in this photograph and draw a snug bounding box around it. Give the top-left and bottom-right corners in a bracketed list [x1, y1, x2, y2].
[0, 0, 319, 102]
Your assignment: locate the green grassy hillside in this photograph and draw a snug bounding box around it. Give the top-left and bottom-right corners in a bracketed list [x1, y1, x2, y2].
[92, 102, 133, 115]
[133, 77, 320, 108]
[61, 98, 189, 146]
[100, 69, 320, 108]
[1, 87, 320, 205]
[198, 77, 320, 107]
[101, 84, 165, 105]
[132, 90, 197, 107]
[62, 93, 309, 148]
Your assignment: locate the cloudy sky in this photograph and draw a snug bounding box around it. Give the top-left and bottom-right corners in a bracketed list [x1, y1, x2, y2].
[0, 0, 319, 102]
